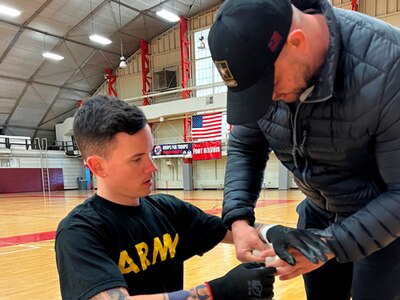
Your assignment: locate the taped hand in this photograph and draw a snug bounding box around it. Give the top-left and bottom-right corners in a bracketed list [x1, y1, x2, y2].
[266, 225, 332, 266]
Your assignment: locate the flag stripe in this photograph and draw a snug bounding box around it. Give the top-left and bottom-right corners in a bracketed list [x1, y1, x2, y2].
[193, 125, 221, 131]
[192, 112, 222, 141]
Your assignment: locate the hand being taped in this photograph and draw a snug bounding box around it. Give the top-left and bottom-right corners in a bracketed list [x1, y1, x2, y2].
[266, 225, 332, 266]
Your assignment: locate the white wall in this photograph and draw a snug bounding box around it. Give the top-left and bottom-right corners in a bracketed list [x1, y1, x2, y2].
[153, 157, 184, 189]
[153, 149, 285, 190]
[153, 119, 185, 144]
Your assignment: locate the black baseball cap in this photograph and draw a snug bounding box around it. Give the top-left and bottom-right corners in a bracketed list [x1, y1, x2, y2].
[208, 0, 293, 125]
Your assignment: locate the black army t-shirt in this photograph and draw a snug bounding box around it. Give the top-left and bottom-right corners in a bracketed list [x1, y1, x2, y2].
[55, 194, 226, 300]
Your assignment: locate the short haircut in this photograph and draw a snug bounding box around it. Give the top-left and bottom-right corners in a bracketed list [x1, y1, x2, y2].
[73, 95, 147, 159]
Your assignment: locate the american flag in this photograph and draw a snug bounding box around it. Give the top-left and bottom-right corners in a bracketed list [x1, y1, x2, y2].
[191, 112, 222, 141]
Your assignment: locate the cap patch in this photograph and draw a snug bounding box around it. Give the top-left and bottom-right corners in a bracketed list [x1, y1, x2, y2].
[268, 31, 282, 53]
[215, 60, 238, 88]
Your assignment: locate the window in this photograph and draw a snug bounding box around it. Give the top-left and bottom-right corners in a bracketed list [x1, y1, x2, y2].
[194, 29, 227, 97]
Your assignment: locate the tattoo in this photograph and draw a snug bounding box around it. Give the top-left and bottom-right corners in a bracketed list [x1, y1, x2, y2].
[194, 285, 211, 300]
[90, 287, 130, 300]
[89, 284, 212, 300]
[167, 285, 211, 300]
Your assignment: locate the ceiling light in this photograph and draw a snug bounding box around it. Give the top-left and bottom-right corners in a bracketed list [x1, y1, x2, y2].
[89, 34, 112, 45]
[197, 36, 206, 49]
[0, 5, 21, 17]
[42, 52, 64, 61]
[156, 9, 180, 22]
[88, 0, 112, 46]
[42, 35, 64, 61]
[119, 56, 127, 69]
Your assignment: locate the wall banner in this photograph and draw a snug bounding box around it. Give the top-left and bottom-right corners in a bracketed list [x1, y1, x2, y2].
[192, 141, 222, 161]
[152, 143, 192, 157]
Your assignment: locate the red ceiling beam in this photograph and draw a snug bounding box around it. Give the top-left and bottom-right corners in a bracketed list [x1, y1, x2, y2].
[141, 39, 152, 106]
[179, 16, 192, 100]
[105, 68, 118, 97]
[179, 16, 192, 142]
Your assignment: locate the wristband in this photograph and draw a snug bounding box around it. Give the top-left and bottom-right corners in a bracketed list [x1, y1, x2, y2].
[259, 224, 278, 245]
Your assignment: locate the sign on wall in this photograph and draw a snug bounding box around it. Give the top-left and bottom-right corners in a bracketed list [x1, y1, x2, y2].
[192, 141, 222, 161]
[152, 143, 192, 157]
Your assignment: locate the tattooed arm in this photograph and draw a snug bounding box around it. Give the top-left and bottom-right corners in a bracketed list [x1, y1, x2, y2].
[89, 285, 211, 300]
[90, 262, 274, 300]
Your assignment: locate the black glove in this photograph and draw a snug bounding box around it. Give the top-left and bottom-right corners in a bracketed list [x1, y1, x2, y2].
[206, 262, 275, 300]
[266, 225, 332, 266]
[308, 228, 335, 240]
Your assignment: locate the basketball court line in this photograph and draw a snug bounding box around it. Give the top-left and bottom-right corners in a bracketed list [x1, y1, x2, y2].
[0, 244, 40, 255]
[0, 231, 55, 248]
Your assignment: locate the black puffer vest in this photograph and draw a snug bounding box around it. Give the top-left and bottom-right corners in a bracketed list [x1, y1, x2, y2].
[223, 0, 400, 261]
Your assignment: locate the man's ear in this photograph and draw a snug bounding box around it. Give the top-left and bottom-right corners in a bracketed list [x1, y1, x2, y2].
[286, 29, 307, 50]
[86, 156, 107, 178]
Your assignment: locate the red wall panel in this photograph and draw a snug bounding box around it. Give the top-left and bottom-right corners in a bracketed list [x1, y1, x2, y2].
[0, 168, 64, 193]
[49, 168, 64, 191]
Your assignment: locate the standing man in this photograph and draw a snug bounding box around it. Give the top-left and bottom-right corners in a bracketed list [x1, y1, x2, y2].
[208, 0, 400, 299]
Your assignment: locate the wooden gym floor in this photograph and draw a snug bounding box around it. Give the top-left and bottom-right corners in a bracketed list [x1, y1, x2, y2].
[0, 189, 306, 300]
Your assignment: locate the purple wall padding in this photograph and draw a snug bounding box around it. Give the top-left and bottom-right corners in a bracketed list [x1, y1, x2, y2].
[0, 168, 64, 193]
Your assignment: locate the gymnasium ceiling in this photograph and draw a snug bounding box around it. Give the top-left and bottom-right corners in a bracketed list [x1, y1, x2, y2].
[0, 0, 221, 141]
